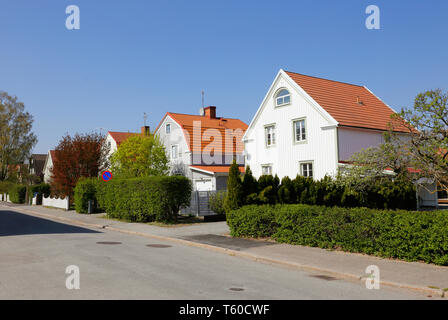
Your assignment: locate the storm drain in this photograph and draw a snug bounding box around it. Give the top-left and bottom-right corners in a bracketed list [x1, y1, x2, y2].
[229, 287, 245, 292]
[146, 244, 172, 248]
[96, 241, 122, 245]
[309, 274, 338, 281]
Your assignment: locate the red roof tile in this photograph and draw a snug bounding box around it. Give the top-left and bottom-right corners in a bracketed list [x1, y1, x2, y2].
[285, 71, 410, 133]
[108, 132, 137, 146]
[157, 112, 248, 154]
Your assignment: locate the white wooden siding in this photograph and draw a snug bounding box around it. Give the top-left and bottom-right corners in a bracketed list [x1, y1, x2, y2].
[244, 73, 338, 180]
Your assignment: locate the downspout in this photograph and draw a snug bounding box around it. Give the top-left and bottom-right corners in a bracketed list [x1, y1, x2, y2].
[334, 126, 340, 176]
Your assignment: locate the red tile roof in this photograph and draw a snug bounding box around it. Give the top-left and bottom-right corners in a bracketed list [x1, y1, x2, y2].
[50, 150, 57, 161]
[285, 71, 410, 133]
[108, 132, 137, 146]
[190, 165, 245, 174]
[157, 112, 248, 153]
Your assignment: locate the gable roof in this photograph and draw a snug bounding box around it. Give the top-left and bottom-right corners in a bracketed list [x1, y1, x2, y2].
[30, 154, 47, 175]
[284, 70, 409, 132]
[108, 131, 137, 146]
[156, 112, 248, 153]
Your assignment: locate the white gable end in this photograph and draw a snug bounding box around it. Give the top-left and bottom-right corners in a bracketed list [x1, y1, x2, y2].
[244, 70, 339, 180]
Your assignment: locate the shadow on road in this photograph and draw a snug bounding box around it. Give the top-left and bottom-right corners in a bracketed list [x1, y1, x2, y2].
[0, 209, 101, 237]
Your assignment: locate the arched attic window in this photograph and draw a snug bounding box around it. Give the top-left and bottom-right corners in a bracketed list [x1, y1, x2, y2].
[275, 89, 291, 107]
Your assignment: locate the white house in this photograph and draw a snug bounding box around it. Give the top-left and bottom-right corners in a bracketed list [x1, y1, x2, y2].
[243, 69, 411, 181]
[155, 106, 248, 191]
[42, 150, 56, 183]
[104, 130, 141, 159]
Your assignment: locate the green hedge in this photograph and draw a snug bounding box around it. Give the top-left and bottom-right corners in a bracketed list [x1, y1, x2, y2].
[9, 185, 27, 204]
[74, 178, 97, 213]
[238, 168, 417, 211]
[96, 176, 192, 222]
[227, 204, 448, 266]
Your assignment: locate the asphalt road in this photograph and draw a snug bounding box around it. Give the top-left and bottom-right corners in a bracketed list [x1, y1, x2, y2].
[0, 208, 432, 299]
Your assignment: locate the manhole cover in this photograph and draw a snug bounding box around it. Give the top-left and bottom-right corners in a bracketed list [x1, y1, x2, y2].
[310, 274, 338, 281]
[146, 244, 172, 248]
[229, 287, 245, 292]
[96, 241, 122, 245]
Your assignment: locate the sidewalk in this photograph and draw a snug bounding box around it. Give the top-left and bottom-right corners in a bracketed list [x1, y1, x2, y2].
[2, 202, 448, 298]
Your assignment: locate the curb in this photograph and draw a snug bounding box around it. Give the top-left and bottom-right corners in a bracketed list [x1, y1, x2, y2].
[1, 204, 445, 298]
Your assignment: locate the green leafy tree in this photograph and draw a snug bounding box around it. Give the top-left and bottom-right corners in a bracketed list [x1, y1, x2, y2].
[340, 89, 448, 193]
[224, 160, 243, 213]
[241, 165, 258, 203]
[0, 91, 37, 181]
[110, 134, 169, 178]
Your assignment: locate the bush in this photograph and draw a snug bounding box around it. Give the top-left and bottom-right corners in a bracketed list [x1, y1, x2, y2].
[224, 160, 243, 213]
[96, 176, 192, 223]
[9, 184, 27, 204]
[227, 204, 448, 265]
[246, 174, 416, 211]
[227, 205, 277, 238]
[0, 181, 14, 195]
[74, 178, 98, 213]
[209, 191, 227, 215]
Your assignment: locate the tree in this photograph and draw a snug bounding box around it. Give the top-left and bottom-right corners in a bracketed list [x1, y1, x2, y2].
[224, 160, 243, 213]
[394, 89, 448, 191]
[110, 134, 169, 178]
[339, 89, 448, 192]
[0, 91, 37, 181]
[51, 132, 109, 197]
[241, 165, 258, 203]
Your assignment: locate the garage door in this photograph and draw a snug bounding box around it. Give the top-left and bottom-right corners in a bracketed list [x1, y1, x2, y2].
[195, 180, 213, 191]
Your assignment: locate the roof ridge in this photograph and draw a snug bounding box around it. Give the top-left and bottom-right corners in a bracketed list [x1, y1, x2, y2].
[169, 112, 242, 120]
[284, 70, 364, 88]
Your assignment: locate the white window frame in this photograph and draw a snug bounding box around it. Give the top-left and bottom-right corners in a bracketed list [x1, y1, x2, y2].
[264, 124, 276, 147]
[261, 165, 273, 176]
[166, 123, 171, 134]
[274, 88, 291, 107]
[300, 161, 314, 178]
[293, 118, 307, 143]
[170, 144, 179, 160]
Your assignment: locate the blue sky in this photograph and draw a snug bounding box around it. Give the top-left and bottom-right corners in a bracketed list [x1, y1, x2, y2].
[0, 0, 447, 154]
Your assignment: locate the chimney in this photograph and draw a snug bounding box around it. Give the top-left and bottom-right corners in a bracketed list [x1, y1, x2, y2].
[141, 126, 150, 136]
[204, 106, 216, 119]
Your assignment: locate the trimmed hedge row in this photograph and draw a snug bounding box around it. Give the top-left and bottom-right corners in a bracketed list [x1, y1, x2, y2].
[95, 176, 192, 222]
[237, 169, 417, 211]
[227, 205, 448, 265]
[9, 185, 27, 204]
[74, 178, 98, 213]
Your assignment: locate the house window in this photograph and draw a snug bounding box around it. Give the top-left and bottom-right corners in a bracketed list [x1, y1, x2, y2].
[171, 145, 178, 160]
[166, 124, 171, 134]
[300, 162, 313, 178]
[293, 119, 306, 142]
[275, 89, 291, 107]
[265, 125, 276, 147]
[262, 165, 272, 175]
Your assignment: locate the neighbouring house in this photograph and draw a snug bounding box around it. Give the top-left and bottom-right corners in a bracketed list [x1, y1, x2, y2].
[28, 154, 47, 181]
[42, 150, 57, 184]
[243, 69, 414, 179]
[104, 128, 149, 158]
[243, 69, 438, 207]
[155, 106, 248, 191]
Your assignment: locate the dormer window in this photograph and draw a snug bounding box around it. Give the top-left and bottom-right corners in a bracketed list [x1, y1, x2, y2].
[275, 89, 291, 107]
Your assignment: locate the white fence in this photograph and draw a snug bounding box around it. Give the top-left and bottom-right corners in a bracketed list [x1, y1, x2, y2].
[42, 195, 70, 210]
[1, 193, 11, 202]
